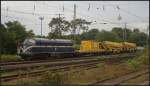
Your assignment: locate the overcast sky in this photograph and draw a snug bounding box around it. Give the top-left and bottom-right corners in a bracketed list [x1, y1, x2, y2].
[1, 1, 149, 36]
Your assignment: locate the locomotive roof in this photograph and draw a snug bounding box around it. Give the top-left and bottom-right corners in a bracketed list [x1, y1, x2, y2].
[29, 38, 73, 44]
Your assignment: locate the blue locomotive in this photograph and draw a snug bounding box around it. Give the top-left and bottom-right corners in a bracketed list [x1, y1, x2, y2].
[17, 38, 75, 60]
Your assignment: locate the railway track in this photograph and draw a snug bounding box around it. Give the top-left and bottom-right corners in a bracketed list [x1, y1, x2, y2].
[1, 59, 99, 71]
[0, 56, 97, 65]
[0, 52, 136, 66]
[0, 60, 100, 82]
[0, 53, 136, 71]
[93, 68, 149, 85]
[139, 80, 149, 85]
[0, 55, 137, 81]
[121, 72, 149, 85]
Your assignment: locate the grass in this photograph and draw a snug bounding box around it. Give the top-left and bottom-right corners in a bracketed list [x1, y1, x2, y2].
[2, 76, 42, 85]
[126, 59, 141, 70]
[95, 63, 104, 68]
[136, 47, 149, 65]
[121, 73, 149, 85]
[0, 54, 22, 62]
[96, 56, 108, 60]
[126, 47, 149, 70]
[0, 70, 24, 77]
[0, 66, 46, 77]
[40, 71, 64, 86]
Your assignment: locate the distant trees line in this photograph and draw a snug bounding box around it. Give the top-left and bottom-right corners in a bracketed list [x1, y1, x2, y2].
[0, 19, 148, 55]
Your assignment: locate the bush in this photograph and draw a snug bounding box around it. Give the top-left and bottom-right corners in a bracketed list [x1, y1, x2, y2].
[73, 44, 80, 50]
[126, 59, 141, 70]
[96, 63, 105, 68]
[0, 55, 22, 61]
[40, 71, 64, 86]
[136, 47, 149, 65]
[126, 47, 149, 70]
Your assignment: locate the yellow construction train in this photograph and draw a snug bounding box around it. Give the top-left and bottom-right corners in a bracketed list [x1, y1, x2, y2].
[78, 40, 136, 56]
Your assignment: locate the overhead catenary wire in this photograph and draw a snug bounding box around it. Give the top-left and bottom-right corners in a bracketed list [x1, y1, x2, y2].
[2, 2, 147, 23]
[119, 8, 147, 22]
[2, 7, 146, 28]
[1, 2, 148, 34]
[101, 2, 148, 22]
[52, 4, 148, 30]
[2, 1, 144, 8]
[1, 8, 63, 16]
[63, 3, 123, 24]
[63, 6, 124, 32]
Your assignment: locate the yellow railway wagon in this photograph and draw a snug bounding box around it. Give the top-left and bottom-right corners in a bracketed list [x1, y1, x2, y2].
[103, 41, 124, 53]
[122, 42, 137, 52]
[78, 40, 137, 55]
[79, 40, 105, 53]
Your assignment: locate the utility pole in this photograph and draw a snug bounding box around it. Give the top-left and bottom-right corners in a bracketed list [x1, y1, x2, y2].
[39, 17, 44, 46]
[73, 4, 76, 39]
[55, 13, 64, 38]
[125, 23, 127, 42]
[39, 17, 44, 37]
[123, 23, 127, 42]
[56, 13, 64, 19]
[147, 25, 149, 46]
[74, 4, 76, 23]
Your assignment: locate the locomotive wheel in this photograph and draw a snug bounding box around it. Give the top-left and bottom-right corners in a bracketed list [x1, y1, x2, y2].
[21, 56, 32, 60]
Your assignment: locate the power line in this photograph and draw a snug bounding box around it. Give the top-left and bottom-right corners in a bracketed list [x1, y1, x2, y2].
[1, 8, 39, 16]
[2, 8, 146, 28]
[1, 15, 19, 20]
[1, 14, 38, 23]
[119, 8, 148, 22]
[64, 4, 124, 25]
[2, 2, 143, 8]
[1, 8, 62, 16]
[2, 3, 147, 23]
[101, 2, 148, 22]
[65, 6, 123, 31]
[1, 2, 148, 32]
[65, 6, 127, 31]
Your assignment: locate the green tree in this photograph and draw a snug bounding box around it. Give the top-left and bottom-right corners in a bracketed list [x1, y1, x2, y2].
[81, 28, 99, 40]
[5, 21, 28, 43]
[128, 31, 147, 46]
[111, 27, 132, 41]
[48, 17, 70, 39]
[111, 27, 123, 40]
[0, 24, 6, 56]
[0, 21, 34, 54]
[133, 28, 140, 33]
[0, 23, 16, 54]
[3, 32, 16, 54]
[26, 30, 35, 38]
[95, 30, 120, 42]
[70, 18, 91, 35]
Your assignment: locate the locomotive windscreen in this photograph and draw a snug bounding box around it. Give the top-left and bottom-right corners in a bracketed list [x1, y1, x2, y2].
[23, 39, 36, 48]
